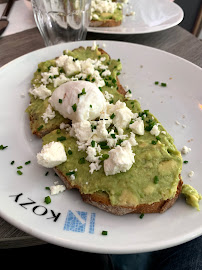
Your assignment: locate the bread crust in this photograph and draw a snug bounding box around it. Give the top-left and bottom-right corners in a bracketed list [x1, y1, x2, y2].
[90, 19, 122, 27]
[54, 165, 183, 215]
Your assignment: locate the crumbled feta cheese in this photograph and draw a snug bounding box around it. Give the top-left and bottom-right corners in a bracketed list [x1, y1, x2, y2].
[104, 141, 135, 176]
[109, 101, 133, 129]
[63, 56, 81, 76]
[55, 55, 69, 67]
[129, 118, 144, 136]
[50, 185, 66, 195]
[175, 120, 180, 125]
[181, 146, 191, 154]
[29, 85, 52, 100]
[188, 171, 194, 178]
[102, 70, 111, 77]
[42, 104, 56, 123]
[91, 0, 117, 15]
[89, 161, 102, 174]
[72, 121, 92, 142]
[37, 141, 67, 168]
[125, 91, 132, 99]
[150, 124, 160, 136]
[53, 74, 69, 87]
[104, 91, 114, 101]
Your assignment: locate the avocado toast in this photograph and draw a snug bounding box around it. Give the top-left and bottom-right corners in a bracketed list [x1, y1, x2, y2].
[26, 45, 183, 215]
[90, 0, 123, 27]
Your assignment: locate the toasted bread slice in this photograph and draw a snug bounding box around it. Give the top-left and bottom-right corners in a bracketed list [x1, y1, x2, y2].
[90, 0, 123, 27]
[31, 45, 183, 215]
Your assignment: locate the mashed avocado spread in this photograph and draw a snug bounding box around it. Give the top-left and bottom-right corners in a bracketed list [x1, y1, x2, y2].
[27, 46, 183, 208]
[182, 185, 202, 211]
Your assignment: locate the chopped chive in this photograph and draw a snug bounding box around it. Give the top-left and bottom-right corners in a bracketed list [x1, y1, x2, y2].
[45, 187, 50, 190]
[90, 104, 92, 108]
[66, 171, 75, 176]
[111, 134, 116, 139]
[154, 81, 159, 85]
[72, 103, 77, 112]
[17, 170, 23, 175]
[161, 82, 167, 87]
[139, 213, 144, 219]
[37, 125, 43, 131]
[99, 87, 102, 92]
[25, 161, 31, 165]
[109, 99, 114, 104]
[78, 157, 85, 164]
[156, 136, 160, 141]
[37, 68, 41, 72]
[102, 230, 108, 236]
[78, 88, 86, 98]
[57, 136, 66, 141]
[128, 89, 131, 94]
[0, 145, 8, 150]
[112, 78, 116, 84]
[183, 160, 189, 164]
[68, 149, 73, 155]
[17, 166, 23, 169]
[116, 139, 123, 145]
[44, 196, 51, 204]
[11, 160, 15, 165]
[154, 176, 159, 184]
[59, 99, 62, 103]
[99, 154, 109, 161]
[110, 113, 115, 119]
[91, 140, 95, 147]
[45, 171, 49, 176]
[151, 140, 157, 145]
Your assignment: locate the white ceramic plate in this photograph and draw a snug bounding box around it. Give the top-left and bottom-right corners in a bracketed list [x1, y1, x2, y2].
[88, 0, 184, 34]
[0, 40, 202, 254]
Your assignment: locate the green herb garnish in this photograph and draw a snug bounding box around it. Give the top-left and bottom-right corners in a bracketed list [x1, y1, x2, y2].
[78, 88, 86, 98]
[139, 213, 144, 219]
[44, 196, 51, 204]
[57, 136, 66, 141]
[110, 113, 115, 119]
[10, 161, 15, 165]
[37, 125, 43, 131]
[154, 176, 159, 184]
[72, 103, 77, 112]
[66, 171, 75, 176]
[17, 170, 23, 175]
[99, 154, 109, 161]
[183, 160, 189, 164]
[161, 82, 167, 87]
[68, 150, 73, 155]
[91, 140, 95, 147]
[59, 99, 62, 103]
[102, 230, 108, 235]
[0, 145, 8, 150]
[78, 157, 85, 164]
[25, 161, 31, 165]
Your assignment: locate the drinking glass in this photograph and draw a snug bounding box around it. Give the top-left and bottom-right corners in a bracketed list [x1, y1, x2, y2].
[31, 0, 91, 46]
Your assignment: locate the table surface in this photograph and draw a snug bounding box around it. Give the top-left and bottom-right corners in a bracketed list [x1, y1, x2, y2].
[0, 25, 202, 249]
